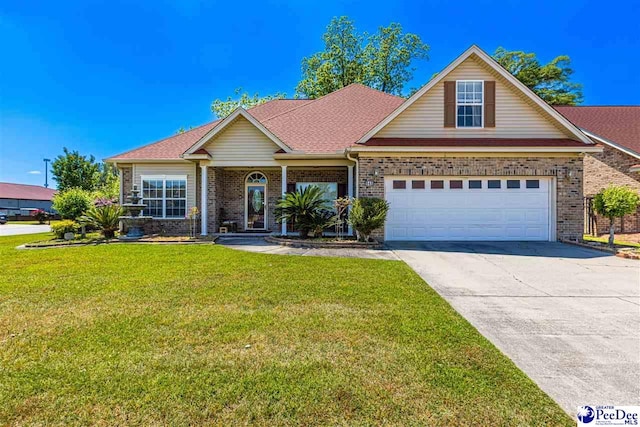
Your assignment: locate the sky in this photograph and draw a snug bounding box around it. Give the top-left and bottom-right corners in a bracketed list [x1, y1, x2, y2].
[1, 0, 638, 188]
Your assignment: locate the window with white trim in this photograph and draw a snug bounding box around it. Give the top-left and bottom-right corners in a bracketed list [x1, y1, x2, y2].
[141, 176, 187, 218]
[457, 81, 483, 128]
[295, 182, 338, 202]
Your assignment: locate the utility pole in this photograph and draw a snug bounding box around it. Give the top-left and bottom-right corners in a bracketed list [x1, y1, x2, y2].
[43, 158, 51, 188]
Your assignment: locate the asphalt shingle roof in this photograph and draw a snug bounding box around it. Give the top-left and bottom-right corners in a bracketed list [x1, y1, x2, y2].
[555, 106, 640, 154]
[108, 85, 403, 160]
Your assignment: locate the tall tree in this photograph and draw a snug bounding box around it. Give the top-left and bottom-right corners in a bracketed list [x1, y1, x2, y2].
[296, 16, 366, 99]
[296, 17, 429, 98]
[51, 148, 101, 192]
[493, 47, 583, 105]
[364, 23, 430, 94]
[211, 88, 286, 119]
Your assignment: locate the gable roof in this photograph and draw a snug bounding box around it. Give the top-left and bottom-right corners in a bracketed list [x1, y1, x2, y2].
[185, 108, 292, 155]
[554, 106, 640, 157]
[107, 86, 403, 161]
[0, 182, 57, 201]
[356, 45, 594, 145]
[107, 99, 309, 161]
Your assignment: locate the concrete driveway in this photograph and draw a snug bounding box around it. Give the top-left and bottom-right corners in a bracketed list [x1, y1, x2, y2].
[389, 241, 640, 414]
[0, 224, 51, 236]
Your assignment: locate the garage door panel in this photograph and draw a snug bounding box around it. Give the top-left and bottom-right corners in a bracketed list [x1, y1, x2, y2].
[385, 176, 551, 241]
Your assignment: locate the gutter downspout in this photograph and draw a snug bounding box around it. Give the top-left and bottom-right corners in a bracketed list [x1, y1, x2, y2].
[345, 148, 358, 198]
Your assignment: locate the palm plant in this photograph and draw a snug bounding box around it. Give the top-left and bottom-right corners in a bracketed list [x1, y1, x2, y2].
[80, 200, 124, 239]
[274, 185, 331, 238]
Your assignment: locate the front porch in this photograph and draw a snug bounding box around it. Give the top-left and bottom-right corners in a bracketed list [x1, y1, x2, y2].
[199, 163, 355, 236]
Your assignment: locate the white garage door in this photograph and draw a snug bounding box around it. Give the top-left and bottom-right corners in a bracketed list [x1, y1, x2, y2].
[385, 176, 553, 241]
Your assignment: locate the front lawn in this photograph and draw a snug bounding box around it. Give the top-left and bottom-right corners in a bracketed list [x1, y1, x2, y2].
[583, 234, 640, 248]
[0, 234, 571, 425]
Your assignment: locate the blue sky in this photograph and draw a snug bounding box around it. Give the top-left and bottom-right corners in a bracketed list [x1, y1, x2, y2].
[1, 0, 638, 188]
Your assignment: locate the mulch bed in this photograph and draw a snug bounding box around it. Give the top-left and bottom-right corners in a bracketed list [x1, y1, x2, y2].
[266, 235, 382, 249]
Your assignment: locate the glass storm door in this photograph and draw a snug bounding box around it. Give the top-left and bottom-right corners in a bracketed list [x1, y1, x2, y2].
[246, 185, 266, 229]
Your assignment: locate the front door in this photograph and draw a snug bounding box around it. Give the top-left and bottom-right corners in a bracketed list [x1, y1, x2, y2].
[246, 184, 266, 230]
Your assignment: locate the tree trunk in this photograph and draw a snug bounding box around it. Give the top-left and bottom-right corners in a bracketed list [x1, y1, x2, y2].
[608, 219, 615, 247]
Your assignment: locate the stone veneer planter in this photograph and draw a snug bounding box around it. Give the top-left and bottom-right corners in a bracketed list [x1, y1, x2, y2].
[265, 235, 383, 249]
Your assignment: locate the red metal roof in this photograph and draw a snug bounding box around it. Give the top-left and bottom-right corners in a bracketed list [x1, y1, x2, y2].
[555, 106, 640, 154]
[108, 86, 403, 160]
[0, 182, 57, 200]
[364, 138, 588, 147]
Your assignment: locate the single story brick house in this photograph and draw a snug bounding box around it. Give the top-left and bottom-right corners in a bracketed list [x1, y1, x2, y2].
[107, 45, 602, 242]
[554, 106, 640, 233]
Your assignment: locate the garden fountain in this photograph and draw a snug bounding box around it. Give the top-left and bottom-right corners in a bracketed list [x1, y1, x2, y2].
[119, 185, 152, 240]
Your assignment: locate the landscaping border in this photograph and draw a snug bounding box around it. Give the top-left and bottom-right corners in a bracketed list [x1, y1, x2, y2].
[561, 239, 640, 260]
[265, 235, 383, 249]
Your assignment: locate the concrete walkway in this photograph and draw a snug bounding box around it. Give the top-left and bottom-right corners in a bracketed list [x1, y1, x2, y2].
[217, 237, 399, 260]
[389, 241, 640, 414]
[0, 224, 51, 236]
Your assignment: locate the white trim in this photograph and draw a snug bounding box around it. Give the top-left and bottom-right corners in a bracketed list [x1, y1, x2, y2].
[349, 145, 602, 153]
[200, 165, 208, 236]
[630, 165, 640, 173]
[347, 165, 354, 235]
[549, 177, 557, 242]
[356, 45, 594, 146]
[578, 129, 640, 160]
[184, 108, 292, 155]
[244, 171, 268, 231]
[140, 174, 188, 219]
[455, 80, 484, 129]
[281, 165, 287, 236]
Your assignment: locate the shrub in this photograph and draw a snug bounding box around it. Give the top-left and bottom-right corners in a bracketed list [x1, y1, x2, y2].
[80, 199, 123, 239]
[33, 209, 49, 224]
[348, 197, 390, 242]
[52, 188, 93, 220]
[274, 185, 331, 238]
[593, 185, 640, 246]
[51, 220, 80, 239]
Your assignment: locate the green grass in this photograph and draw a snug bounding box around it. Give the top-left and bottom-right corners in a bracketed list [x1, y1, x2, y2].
[0, 234, 571, 426]
[583, 234, 640, 248]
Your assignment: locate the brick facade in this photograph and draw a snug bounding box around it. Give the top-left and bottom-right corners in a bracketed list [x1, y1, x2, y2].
[358, 155, 584, 241]
[203, 168, 348, 233]
[584, 146, 640, 233]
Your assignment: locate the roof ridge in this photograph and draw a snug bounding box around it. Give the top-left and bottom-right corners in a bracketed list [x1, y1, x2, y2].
[262, 83, 403, 124]
[107, 119, 220, 160]
[0, 181, 54, 189]
[251, 98, 316, 122]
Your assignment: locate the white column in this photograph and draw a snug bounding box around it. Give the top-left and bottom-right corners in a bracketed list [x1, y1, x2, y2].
[200, 165, 208, 236]
[347, 165, 354, 236]
[281, 165, 288, 235]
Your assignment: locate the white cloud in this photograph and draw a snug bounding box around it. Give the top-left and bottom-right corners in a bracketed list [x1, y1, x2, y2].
[28, 170, 42, 175]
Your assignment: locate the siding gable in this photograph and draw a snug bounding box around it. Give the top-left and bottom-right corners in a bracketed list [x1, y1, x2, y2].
[203, 116, 281, 166]
[374, 55, 573, 139]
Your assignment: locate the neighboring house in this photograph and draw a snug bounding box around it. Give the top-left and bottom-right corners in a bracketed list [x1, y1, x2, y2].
[107, 45, 600, 242]
[0, 182, 57, 216]
[554, 106, 640, 233]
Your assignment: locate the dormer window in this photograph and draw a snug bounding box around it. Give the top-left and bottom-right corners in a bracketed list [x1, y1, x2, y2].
[456, 81, 483, 128]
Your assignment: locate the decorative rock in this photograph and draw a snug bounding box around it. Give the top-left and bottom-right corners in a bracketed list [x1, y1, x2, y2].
[63, 232, 75, 241]
[244, 344, 251, 349]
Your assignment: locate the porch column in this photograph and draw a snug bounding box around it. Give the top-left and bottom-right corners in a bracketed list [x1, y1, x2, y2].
[200, 164, 208, 236]
[281, 165, 287, 235]
[347, 165, 354, 235]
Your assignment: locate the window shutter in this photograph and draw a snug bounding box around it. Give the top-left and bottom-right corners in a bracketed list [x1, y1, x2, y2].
[444, 81, 456, 128]
[484, 81, 496, 127]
